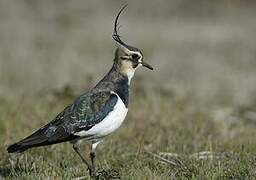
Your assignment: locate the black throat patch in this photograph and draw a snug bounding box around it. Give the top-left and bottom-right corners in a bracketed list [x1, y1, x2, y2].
[114, 77, 129, 108]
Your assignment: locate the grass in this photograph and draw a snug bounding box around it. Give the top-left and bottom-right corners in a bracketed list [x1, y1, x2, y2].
[1, 1, 256, 179]
[1, 85, 256, 179]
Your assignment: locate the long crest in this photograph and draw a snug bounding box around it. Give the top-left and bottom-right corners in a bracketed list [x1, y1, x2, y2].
[113, 4, 129, 48]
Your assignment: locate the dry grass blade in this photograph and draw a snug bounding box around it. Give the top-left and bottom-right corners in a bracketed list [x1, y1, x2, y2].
[73, 176, 87, 180]
[190, 151, 224, 160]
[144, 151, 182, 167]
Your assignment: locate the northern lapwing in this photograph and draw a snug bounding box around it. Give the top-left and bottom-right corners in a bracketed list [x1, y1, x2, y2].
[7, 5, 153, 177]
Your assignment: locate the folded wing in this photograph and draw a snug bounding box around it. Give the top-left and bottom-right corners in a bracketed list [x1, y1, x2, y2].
[7, 91, 118, 153]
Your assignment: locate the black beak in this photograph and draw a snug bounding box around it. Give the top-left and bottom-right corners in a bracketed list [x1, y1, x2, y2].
[141, 62, 153, 70]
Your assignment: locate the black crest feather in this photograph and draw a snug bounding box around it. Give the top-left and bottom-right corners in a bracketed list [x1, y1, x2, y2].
[113, 4, 129, 48]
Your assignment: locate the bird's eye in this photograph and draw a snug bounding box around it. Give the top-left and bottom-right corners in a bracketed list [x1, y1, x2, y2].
[132, 54, 139, 60]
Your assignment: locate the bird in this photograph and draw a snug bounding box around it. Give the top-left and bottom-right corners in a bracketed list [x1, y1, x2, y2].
[7, 4, 153, 178]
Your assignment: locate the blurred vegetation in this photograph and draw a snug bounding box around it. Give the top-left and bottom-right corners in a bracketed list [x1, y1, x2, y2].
[1, 0, 256, 179]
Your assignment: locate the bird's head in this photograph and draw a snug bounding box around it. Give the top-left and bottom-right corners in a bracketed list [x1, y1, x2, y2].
[112, 5, 153, 80]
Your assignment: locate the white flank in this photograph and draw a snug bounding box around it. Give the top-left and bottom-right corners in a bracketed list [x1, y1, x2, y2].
[75, 91, 128, 138]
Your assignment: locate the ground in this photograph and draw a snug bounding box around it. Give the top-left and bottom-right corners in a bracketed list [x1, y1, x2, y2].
[1, 86, 256, 179]
[1, 1, 256, 179]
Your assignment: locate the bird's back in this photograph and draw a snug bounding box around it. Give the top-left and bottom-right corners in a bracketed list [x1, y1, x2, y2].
[7, 73, 130, 153]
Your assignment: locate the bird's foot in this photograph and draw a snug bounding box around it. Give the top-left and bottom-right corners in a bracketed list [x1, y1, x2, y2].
[95, 168, 121, 179]
[88, 166, 96, 178]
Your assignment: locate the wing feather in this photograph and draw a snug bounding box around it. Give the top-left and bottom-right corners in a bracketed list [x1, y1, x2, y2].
[7, 91, 118, 153]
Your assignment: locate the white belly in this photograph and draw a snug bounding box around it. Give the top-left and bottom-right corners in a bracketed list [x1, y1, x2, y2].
[75, 92, 128, 138]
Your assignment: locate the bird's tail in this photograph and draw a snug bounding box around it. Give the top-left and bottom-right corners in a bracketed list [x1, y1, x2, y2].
[7, 126, 77, 153]
[7, 128, 49, 153]
[7, 143, 29, 153]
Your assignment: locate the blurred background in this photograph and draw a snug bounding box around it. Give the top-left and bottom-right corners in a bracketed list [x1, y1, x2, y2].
[0, 0, 256, 105]
[1, 0, 256, 178]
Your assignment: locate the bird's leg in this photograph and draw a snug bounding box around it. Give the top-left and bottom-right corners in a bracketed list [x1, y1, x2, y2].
[72, 144, 92, 174]
[89, 140, 102, 177]
[90, 151, 96, 176]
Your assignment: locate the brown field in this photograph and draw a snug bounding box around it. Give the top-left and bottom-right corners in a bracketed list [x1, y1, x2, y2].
[1, 0, 256, 179]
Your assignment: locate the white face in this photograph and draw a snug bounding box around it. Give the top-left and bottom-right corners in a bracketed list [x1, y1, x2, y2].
[118, 45, 153, 84]
[120, 51, 141, 85]
[119, 47, 143, 68]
